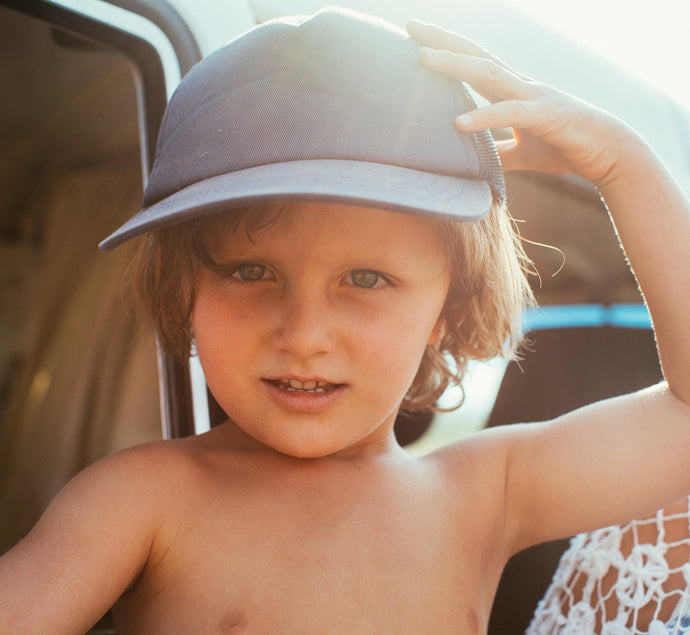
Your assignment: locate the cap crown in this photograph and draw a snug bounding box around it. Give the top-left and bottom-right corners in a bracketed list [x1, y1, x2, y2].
[144, 7, 504, 206]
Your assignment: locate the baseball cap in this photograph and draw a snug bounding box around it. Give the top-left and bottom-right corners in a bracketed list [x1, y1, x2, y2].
[99, 7, 505, 251]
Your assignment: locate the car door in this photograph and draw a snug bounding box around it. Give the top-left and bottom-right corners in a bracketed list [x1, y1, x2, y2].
[0, 0, 210, 562]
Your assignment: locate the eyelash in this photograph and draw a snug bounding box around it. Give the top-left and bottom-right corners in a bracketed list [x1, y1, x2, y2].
[227, 262, 273, 282]
[217, 262, 393, 290]
[345, 269, 394, 290]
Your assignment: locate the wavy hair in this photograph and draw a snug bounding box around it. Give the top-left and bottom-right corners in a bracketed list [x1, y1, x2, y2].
[133, 198, 535, 412]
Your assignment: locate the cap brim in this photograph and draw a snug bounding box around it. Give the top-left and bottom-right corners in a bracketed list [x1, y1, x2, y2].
[99, 159, 492, 251]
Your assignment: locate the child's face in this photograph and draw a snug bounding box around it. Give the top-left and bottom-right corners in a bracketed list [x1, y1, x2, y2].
[191, 201, 450, 458]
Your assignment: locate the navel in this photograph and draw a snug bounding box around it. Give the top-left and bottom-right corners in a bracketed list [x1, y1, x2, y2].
[218, 611, 248, 632]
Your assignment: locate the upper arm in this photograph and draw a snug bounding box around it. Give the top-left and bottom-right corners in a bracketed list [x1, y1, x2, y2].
[504, 383, 690, 554]
[0, 442, 172, 634]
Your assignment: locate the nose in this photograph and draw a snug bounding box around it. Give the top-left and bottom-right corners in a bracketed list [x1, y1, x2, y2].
[272, 287, 336, 357]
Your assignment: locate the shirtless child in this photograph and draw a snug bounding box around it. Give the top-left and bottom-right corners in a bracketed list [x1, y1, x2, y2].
[1, 8, 690, 634]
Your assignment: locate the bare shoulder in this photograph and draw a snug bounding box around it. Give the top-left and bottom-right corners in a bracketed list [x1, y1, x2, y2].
[89, 425, 237, 490]
[19, 437, 198, 547]
[0, 436, 212, 633]
[423, 426, 515, 522]
[58, 436, 206, 515]
[427, 424, 514, 480]
[77, 432, 236, 533]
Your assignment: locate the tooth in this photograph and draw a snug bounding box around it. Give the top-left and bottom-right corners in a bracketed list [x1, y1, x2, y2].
[275, 378, 336, 392]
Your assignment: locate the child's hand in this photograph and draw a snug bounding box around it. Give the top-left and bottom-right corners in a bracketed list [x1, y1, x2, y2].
[407, 19, 639, 188]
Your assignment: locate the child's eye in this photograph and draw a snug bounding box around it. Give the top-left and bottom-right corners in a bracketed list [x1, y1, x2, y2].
[231, 262, 271, 281]
[347, 270, 391, 289]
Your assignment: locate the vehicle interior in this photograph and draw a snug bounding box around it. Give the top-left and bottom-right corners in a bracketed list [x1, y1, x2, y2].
[0, 1, 678, 633]
[0, 2, 162, 553]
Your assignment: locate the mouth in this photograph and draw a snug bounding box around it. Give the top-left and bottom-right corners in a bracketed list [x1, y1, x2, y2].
[266, 378, 343, 394]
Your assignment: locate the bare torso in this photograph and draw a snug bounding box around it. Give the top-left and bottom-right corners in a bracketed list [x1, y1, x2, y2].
[112, 425, 507, 634]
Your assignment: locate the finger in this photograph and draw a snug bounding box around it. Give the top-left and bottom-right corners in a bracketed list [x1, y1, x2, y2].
[407, 19, 488, 59]
[454, 100, 542, 133]
[420, 48, 537, 103]
[407, 19, 521, 77]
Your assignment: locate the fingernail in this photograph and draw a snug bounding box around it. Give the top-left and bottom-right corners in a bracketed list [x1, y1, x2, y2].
[408, 18, 428, 29]
[455, 114, 472, 126]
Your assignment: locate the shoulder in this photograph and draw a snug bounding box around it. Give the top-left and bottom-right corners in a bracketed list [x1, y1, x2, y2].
[0, 438, 203, 631]
[35, 440, 189, 545]
[73, 438, 194, 496]
[95, 428, 252, 511]
[427, 425, 517, 478]
[35, 437, 218, 582]
[40, 434, 229, 552]
[423, 427, 517, 517]
[80, 434, 226, 509]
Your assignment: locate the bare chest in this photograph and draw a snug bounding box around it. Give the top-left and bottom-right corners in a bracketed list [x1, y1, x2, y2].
[115, 462, 499, 633]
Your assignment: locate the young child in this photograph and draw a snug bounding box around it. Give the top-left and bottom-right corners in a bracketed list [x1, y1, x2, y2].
[2, 7, 690, 633]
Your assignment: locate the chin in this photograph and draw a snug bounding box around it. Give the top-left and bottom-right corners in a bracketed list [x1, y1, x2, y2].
[259, 430, 369, 460]
[272, 439, 349, 460]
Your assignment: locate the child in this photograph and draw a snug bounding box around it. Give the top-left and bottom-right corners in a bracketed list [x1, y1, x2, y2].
[2, 7, 690, 633]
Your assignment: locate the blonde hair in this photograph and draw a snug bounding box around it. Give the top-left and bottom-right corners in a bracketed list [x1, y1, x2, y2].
[134, 198, 535, 412]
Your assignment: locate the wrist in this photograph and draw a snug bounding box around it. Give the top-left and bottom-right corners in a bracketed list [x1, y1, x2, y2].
[591, 121, 655, 193]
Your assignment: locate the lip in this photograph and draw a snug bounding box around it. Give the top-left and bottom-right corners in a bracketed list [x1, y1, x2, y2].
[262, 378, 346, 412]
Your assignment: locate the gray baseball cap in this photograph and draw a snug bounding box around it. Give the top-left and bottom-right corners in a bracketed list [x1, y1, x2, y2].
[100, 7, 505, 251]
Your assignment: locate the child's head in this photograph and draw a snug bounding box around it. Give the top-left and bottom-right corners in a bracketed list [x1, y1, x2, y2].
[103, 7, 534, 412]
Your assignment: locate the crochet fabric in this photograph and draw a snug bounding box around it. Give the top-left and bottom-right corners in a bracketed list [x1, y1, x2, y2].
[529, 498, 690, 634]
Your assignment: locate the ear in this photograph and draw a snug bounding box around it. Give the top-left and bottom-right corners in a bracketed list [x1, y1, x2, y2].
[427, 315, 446, 346]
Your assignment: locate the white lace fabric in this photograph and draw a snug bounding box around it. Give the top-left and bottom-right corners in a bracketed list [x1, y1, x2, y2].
[528, 497, 690, 634]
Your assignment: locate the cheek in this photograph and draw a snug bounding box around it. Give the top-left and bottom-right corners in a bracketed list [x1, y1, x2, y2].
[191, 282, 247, 366]
[192, 270, 264, 338]
[358, 305, 443, 386]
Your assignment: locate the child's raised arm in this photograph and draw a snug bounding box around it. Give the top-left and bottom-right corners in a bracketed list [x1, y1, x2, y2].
[408, 20, 690, 553]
